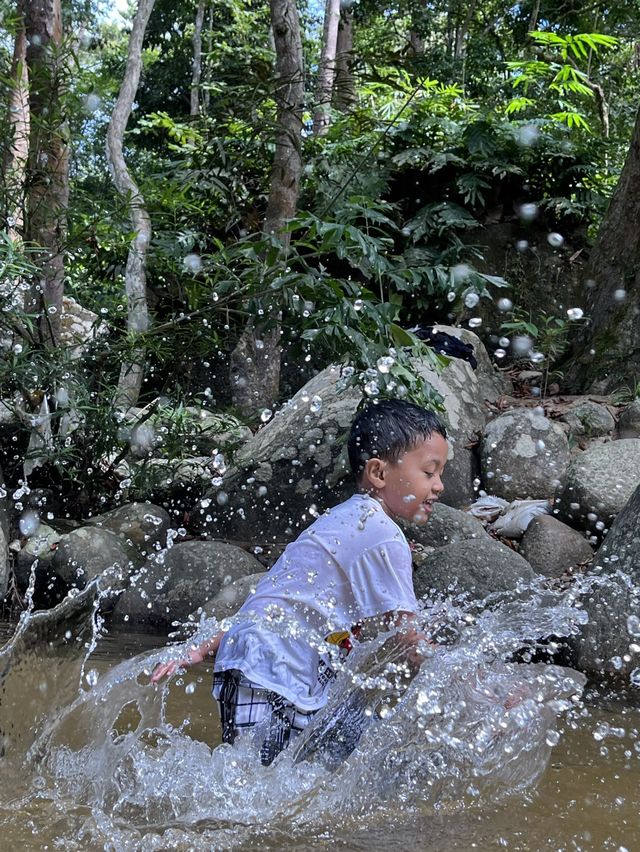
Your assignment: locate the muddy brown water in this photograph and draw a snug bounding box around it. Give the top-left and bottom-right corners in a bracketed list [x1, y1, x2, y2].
[0, 624, 638, 850]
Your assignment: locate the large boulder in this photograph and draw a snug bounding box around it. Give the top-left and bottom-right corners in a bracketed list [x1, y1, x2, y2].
[556, 439, 640, 535]
[401, 502, 489, 550]
[52, 527, 137, 596]
[111, 540, 263, 631]
[198, 571, 267, 622]
[519, 515, 593, 579]
[85, 502, 171, 556]
[195, 335, 503, 540]
[618, 400, 640, 439]
[413, 537, 536, 601]
[481, 408, 570, 502]
[573, 482, 640, 677]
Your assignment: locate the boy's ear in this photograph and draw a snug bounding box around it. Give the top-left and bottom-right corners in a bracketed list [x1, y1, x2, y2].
[363, 457, 387, 489]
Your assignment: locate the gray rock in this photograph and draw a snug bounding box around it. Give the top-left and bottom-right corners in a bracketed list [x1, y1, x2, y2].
[111, 540, 263, 631]
[52, 527, 137, 593]
[573, 481, 640, 676]
[556, 439, 640, 534]
[481, 408, 570, 501]
[519, 514, 593, 578]
[14, 523, 61, 591]
[401, 502, 489, 549]
[199, 571, 267, 621]
[85, 502, 171, 557]
[195, 337, 499, 539]
[413, 537, 536, 601]
[618, 399, 640, 439]
[560, 400, 615, 438]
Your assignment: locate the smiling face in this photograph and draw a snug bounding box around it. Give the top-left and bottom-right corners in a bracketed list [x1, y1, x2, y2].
[362, 432, 448, 524]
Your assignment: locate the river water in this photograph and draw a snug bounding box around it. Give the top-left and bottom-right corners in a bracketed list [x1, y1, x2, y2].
[0, 582, 638, 851]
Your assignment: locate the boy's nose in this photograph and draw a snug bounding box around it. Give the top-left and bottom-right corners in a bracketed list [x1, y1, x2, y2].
[432, 476, 444, 495]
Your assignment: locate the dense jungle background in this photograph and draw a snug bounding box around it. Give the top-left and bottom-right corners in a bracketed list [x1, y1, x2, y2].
[2, 0, 640, 523]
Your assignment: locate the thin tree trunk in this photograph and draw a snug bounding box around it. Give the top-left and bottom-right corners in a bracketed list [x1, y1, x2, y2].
[333, 9, 356, 111]
[230, 0, 304, 413]
[528, 0, 541, 31]
[203, 1, 213, 115]
[313, 0, 340, 135]
[454, 0, 476, 60]
[565, 104, 640, 391]
[106, 0, 156, 411]
[190, 0, 205, 117]
[24, 0, 69, 347]
[407, 30, 424, 57]
[4, 12, 29, 243]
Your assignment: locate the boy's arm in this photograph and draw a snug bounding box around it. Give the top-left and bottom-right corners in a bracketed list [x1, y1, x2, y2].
[150, 630, 224, 684]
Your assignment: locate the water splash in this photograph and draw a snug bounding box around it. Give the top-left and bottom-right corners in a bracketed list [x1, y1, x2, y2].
[0, 576, 637, 847]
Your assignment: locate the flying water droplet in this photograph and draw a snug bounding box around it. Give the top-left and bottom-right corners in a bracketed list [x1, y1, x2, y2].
[377, 355, 395, 374]
[547, 232, 564, 248]
[530, 351, 545, 364]
[613, 289, 627, 302]
[494, 348, 506, 360]
[260, 409, 272, 423]
[515, 240, 529, 252]
[511, 335, 533, 357]
[497, 298, 513, 312]
[517, 124, 539, 146]
[519, 203, 538, 222]
[464, 291, 480, 309]
[468, 317, 482, 328]
[566, 307, 583, 320]
[310, 395, 322, 414]
[364, 380, 379, 397]
[499, 336, 510, 348]
[353, 299, 364, 311]
[183, 253, 202, 273]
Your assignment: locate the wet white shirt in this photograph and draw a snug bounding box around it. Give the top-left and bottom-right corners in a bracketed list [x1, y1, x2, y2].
[214, 493, 418, 710]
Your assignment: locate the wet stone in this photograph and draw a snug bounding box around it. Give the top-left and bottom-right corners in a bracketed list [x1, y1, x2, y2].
[413, 537, 536, 602]
[85, 502, 171, 556]
[52, 527, 136, 601]
[111, 540, 263, 632]
[519, 515, 593, 579]
[556, 439, 640, 533]
[401, 502, 490, 550]
[618, 399, 640, 439]
[573, 481, 640, 676]
[481, 408, 570, 502]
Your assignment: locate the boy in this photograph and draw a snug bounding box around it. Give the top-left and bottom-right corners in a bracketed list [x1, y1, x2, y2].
[151, 399, 448, 764]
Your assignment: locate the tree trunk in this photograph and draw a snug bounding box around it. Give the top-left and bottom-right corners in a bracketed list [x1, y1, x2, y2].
[528, 0, 541, 31]
[24, 0, 69, 347]
[565, 105, 640, 392]
[190, 0, 205, 117]
[106, 0, 156, 410]
[4, 11, 29, 243]
[454, 0, 476, 60]
[333, 8, 356, 111]
[230, 0, 304, 413]
[313, 0, 340, 136]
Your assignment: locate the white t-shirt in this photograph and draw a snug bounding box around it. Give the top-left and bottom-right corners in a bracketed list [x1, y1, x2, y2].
[214, 493, 418, 710]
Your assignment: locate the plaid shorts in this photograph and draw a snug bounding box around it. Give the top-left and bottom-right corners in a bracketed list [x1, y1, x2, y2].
[212, 669, 317, 766]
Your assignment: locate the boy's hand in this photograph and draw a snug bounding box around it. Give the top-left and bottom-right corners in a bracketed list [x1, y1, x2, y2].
[150, 657, 192, 684]
[150, 632, 224, 685]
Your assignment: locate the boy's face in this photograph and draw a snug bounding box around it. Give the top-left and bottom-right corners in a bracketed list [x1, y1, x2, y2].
[367, 433, 448, 524]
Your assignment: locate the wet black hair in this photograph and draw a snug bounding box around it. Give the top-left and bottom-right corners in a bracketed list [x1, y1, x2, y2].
[347, 399, 447, 480]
